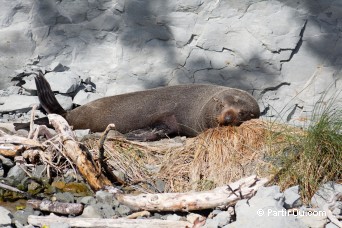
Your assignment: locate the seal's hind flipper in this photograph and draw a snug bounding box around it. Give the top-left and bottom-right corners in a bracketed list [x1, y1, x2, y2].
[34, 72, 67, 116]
[13, 117, 53, 131]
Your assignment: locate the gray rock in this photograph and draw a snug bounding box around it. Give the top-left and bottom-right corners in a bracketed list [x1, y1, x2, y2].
[296, 208, 328, 228]
[116, 204, 132, 216]
[98, 203, 116, 218]
[0, 206, 12, 227]
[74, 129, 91, 141]
[0, 154, 15, 167]
[81, 205, 102, 218]
[226, 186, 304, 228]
[155, 179, 165, 192]
[13, 207, 34, 226]
[44, 71, 80, 93]
[0, 163, 4, 177]
[204, 218, 219, 228]
[96, 191, 114, 205]
[55, 94, 73, 111]
[23, 71, 80, 93]
[326, 222, 340, 228]
[73, 90, 102, 106]
[55, 192, 75, 203]
[0, 95, 39, 113]
[311, 182, 342, 213]
[166, 214, 181, 221]
[79, 196, 96, 205]
[32, 165, 46, 179]
[6, 165, 27, 185]
[47, 62, 68, 72]
[284, 185, 302, 209]
[214, 210, 232, 227]
[105, 82, 146, 96]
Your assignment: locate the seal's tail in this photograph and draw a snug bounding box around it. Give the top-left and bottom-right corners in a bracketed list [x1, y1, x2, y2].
[34, 71, 67, 116]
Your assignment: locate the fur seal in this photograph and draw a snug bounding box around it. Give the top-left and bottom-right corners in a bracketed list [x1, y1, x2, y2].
[33, 72, 260, 141]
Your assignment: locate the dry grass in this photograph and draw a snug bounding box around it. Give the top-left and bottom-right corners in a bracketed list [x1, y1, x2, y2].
[84, 119, 298, 193]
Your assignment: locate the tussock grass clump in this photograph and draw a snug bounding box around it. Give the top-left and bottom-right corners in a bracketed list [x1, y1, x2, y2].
[274, 95, 342, 203]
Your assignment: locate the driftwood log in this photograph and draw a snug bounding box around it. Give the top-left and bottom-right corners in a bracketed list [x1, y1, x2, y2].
[48, 114, 112, 191]
[28, 214, 193, 228]
[0, 131, 44, 157]
[27, 199, 84, 215]
[112, 175, 268, 212]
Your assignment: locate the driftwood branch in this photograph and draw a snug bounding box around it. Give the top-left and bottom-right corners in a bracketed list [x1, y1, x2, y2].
[112, 175, 268, 212]
[28, 214, 192, 228]
[0, 134, 43, 148]
[27, 200, 83, 215]
[48, 114, 112, 191]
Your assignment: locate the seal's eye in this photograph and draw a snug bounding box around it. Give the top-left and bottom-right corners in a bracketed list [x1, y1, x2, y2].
[224, 115, 232, 125]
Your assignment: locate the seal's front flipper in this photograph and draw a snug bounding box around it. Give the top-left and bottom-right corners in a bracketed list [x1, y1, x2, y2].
[125, 115, 179, 141]
[125, 128, 165, 141]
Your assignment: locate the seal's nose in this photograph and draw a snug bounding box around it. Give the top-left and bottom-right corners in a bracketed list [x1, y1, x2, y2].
[224, 115, 232, 125]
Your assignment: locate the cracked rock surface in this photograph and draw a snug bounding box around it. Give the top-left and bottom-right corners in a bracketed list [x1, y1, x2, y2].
[0, 0, 341, 125]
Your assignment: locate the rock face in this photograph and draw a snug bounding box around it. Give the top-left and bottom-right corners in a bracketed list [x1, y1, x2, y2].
[0, 0, 341, 125]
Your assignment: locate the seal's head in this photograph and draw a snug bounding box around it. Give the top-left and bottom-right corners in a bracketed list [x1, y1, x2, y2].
[210, 91, 260, 127]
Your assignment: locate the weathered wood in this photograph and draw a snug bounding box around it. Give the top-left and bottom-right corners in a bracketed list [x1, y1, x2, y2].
[0, 135, 43, 148]
[0, 144, 23, 157]
[48, 114, 112, 191]
[28, 214, 193, 228]
[114, 175, 268, 212]
[27, 200, 83, 215]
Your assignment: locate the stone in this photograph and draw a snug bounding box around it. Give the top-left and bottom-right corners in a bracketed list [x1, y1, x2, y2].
[55, 192, 75, 203]
[311, 182, 342, 212]
[0, 95, 39, 113]
[47, 61, 69, 72]
[214, 210, 232, 227]
[81, 205, 102, 218]
[98, 203, 116, 218]
[73, 90, 102, 106]
[23, 71, 80, 93]
[104, 82, 146, 97]
[79, 196, 96, 205]
[96, 191, 114, 205]
[166, 214, 181, 221]
[32, 165, 46, 179]
[55, 94, 73, 111]
[0, 206, 13, 227]
[6, 165, 27, 185]
[0, 163, 4, 177]
[326, 222, 340, 228]
[204, 218, 219, 228]
[155, 179, 165, 193]
[225, 186, 304, 228]
[297, 208, 328, 228]
[0, 154, 15, 167]
[116, 204, 132, 216]
[284, 185, 302, 209]
[74, 129, 91, 141]
[13, 207, 34, 226]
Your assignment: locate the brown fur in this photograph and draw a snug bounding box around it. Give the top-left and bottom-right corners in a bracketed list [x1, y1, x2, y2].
[34, 73, 260, 140]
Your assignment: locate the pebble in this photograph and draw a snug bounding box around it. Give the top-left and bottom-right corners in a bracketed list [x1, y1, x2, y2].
[6, 165, 27, 185]
[116, 204, 132, 216]
[0, 206, 13, 228]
